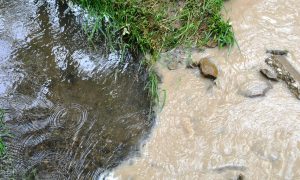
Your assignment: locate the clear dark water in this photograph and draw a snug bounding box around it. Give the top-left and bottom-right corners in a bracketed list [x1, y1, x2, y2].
[0, 0, 152, 179]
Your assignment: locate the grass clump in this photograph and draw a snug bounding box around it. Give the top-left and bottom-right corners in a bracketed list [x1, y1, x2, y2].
[70, 0, 235, 104]
[206, 14, 234, 47]
[71, 0, 234, 52]
[0, 110, 15, 178]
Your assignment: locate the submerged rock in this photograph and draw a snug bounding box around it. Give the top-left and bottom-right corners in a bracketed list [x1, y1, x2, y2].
[260, 69, 278, 81]
[266, 49, 288, 55]
[212, 164, 247, 172]
[186, 61, 199, 69]
[199, 58, 219, 79]
[237, 174, 245, 180]
[167, 60, 179, 70]
[239, 80, 272, 98]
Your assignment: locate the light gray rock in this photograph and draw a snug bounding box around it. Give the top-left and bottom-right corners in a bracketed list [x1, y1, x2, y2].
[239, 80, 272, 98]
[260, 69, 278, 81]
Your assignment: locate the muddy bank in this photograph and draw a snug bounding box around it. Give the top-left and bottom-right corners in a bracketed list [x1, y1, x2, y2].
[111, 0, 300, 179]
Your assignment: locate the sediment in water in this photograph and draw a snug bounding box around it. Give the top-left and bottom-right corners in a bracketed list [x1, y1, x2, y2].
[110, 0, 300, 179]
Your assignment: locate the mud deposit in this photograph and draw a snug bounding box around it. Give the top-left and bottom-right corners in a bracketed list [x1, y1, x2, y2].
[0, 0, 152, 179]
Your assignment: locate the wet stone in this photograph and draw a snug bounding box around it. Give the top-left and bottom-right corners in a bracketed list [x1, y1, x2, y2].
[199, 57, 219, 79]
[266, 49, 288, 56]
[237, 174, 244, 180]
[265, 55, 300, 99]
[213, 164, 247, 172]
[265, 57, 273, 65]
[239, 80, 272, 98]
[167, 60, 179, 70]
[260, 69, 278, 81]
[186, 61, 199, 69]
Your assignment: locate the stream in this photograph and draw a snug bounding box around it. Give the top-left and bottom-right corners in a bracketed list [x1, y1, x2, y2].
[0, 0, 152, 179]
[2, 0, 300, 179]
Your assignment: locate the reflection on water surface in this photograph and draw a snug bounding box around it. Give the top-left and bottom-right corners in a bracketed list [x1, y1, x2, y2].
[0, 0, 152, 178]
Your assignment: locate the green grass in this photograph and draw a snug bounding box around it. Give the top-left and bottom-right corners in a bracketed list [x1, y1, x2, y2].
[0, 140, 4, 157]
[0, 110, 15, 178]
[146, 70, 159, 104]
[206, 14, 234, 48]
[70, 0, 235, 104]
[0, 110, 6, 157]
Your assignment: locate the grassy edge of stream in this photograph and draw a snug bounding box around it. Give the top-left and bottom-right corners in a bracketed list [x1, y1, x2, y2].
[68, 0, 235, 107]
[0, 109, 14, 177]
[0, 110, 6, 157]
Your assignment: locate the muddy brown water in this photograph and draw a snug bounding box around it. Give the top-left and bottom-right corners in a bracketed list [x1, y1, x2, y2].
[0, 0, 152, 179]
[111, 0, 300, 179]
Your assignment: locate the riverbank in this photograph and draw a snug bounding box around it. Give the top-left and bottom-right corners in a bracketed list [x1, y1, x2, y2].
[69, 0, 235, 104]
[109, 0, 300, 179]
[70, 0, 234, 51]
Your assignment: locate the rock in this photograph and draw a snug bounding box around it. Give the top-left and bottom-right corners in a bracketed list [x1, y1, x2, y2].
[199, 57, 219, 79]
[167, 61, 178, 70]
[265, 55, 300, 99]
[266, 49, 288, 55]
[237, 174, 244, 180]
[167, 60, 179, 70]
[213, 164, 247, 172]
[260, 69, 278, 81]
[186, 61, 199, 69]
[265, 57, 273, 65]
[239, 80, 272, 98]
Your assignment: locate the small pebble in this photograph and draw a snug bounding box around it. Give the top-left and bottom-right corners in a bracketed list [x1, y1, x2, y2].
[167, 61, 178, 70]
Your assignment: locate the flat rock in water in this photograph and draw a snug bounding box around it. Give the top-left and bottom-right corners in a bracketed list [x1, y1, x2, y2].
[260, 69, 278, 81]
[199, 58, 219, 79]
[239, 80, 272, 98]
[266, 49, 288, 55]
